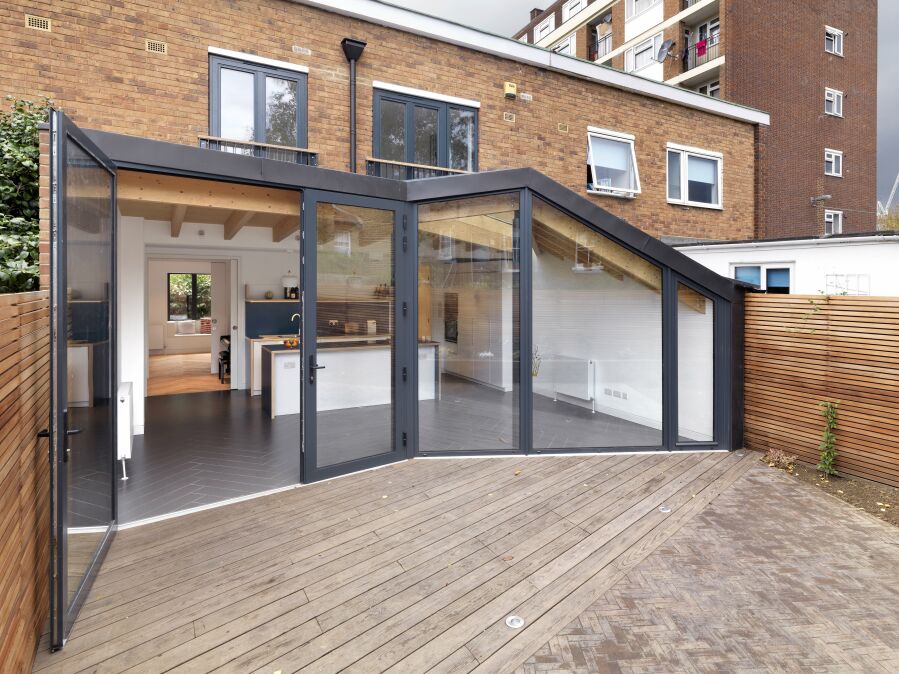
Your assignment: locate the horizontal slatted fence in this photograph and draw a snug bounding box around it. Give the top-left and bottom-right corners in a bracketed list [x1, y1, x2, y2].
[744, 294, 899, 488]
[0, 291, 51, 673]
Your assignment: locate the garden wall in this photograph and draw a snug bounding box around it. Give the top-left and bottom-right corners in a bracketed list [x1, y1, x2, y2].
[744, 294, 899, 487]
[0, 291, 51, 672]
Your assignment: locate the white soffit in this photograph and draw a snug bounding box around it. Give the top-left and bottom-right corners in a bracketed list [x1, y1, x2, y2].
[208, 46, 310, 73]
[292, 0, 770, 126]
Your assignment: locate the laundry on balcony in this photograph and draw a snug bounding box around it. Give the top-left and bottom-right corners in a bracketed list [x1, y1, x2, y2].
[695, 39, 708, 57]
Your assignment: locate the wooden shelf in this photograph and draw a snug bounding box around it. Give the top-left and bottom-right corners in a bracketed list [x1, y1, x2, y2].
[245, 299, 300, 304]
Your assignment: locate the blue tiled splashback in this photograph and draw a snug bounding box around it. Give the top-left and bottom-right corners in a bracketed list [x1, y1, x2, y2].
[246, 301, 301, 338]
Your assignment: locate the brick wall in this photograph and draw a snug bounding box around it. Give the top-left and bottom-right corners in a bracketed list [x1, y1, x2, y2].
[1, 0, 757, 241]
[725, 0, 877, 237]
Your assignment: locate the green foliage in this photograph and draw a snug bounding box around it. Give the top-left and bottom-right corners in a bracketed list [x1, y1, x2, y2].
[168, 273, 212, 319]
[817, 400, 839, 477]
[0, 98, 50, 293]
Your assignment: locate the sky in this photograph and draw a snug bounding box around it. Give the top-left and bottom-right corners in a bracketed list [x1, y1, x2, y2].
[399, 0, 899, 208]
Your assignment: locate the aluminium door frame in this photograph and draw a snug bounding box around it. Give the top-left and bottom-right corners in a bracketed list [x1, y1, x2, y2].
[49, 110, 119, 650]
[301, 189, 416, 483]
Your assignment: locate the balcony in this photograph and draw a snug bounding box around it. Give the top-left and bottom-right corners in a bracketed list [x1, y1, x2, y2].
[366, 157, 470, 180]
[666, 34, 724, 88]
[684, 35, 720, 71]
[198, 136, 319, 165]
[589, 33, 613, 61]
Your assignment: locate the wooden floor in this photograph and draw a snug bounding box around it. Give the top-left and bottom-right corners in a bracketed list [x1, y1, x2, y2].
[147, 353, 229, 396]
[32, 451, 755, 673]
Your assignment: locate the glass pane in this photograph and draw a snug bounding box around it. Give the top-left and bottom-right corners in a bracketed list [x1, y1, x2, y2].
[766, 268, 790, 293]
[413, 105, 439, 167]
[220, 68, 255, 142]
[687, 155, 718, 204]
[449, 108, 476, 171]
[734, 266, 761, 286]
[65, 140, 114, 601]
[677, 284, 714, 442]
[418, 193, 520, 451]
[379, 99, 406, 164]
[667, 150, 681, 200]
[589, 136, 636, 191]
[315, 203, 395, 467]
[265, 76, 298, 147]
[531, 197, 663, 449]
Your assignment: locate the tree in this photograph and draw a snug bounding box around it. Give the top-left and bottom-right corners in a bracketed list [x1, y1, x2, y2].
[0, 98, 49, 293]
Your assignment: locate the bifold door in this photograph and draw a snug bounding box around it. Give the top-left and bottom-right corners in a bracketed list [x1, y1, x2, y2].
[301, 192, 413, 482]
[48, 111, 118, 649]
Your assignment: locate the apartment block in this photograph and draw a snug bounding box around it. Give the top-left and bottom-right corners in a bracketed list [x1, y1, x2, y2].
[515, 0, 878, 238]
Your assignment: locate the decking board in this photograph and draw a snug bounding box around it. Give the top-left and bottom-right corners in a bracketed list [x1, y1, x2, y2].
[32, 452, 753, 674]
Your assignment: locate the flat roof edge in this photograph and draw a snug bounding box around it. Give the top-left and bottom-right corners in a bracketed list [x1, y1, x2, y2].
[292, 0, 770, 127]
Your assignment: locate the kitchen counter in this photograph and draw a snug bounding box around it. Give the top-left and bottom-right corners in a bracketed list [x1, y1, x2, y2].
[261, 345, 301, 418]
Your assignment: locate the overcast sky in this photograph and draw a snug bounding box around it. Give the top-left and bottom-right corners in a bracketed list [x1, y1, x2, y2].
[401, 0, 899, 207]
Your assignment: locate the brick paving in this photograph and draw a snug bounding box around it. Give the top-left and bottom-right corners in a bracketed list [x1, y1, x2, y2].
[519, 466, 899, 673]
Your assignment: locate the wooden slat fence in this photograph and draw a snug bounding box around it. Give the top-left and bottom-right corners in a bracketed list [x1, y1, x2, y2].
[0, 291, 51, 672]
[744, 294, 899, 488]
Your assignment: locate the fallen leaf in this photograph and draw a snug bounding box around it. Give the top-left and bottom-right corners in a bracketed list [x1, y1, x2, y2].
[837, 490, 844, 494]
[502, 555, 514, 561]
[514, 470, 522, 476]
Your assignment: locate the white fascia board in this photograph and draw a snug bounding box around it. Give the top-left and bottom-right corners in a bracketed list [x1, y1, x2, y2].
[291, 0, 770, 126]
[675, 236, 899, 252]
[208, 46, 309, 73]
[372, 81, 480, 108]
[587, 126, 636, 141]
[667, 141, 723, 158]
[536, 0, 615, 48]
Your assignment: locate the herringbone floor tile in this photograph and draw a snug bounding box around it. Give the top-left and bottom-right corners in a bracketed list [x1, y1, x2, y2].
[519, 466, 899, 674]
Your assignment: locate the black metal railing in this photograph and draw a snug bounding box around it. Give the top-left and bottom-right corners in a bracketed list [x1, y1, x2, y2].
[198, 136, 318, 165]
[366, 158, 469, 180]
[683, 0, 705, 8]
[683, 35, 721, 71]
[589, 33, 613, 61]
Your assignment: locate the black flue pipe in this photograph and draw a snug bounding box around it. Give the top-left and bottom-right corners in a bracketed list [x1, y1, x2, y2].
[341, 38, 367, 173]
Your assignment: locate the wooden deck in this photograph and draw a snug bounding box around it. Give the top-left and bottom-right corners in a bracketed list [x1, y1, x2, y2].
[32, 451, 755, 673]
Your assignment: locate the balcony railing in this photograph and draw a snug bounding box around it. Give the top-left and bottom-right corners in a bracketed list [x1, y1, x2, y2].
[589, 33, 613, 61]
[683, 35, 721, 71]
[366, 158, 470, 180]
[198, 136, 318, 165]
[683, 0, 704, 8]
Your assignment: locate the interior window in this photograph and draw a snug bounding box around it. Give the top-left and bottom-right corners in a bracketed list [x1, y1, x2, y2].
[168, 273, 212, 321]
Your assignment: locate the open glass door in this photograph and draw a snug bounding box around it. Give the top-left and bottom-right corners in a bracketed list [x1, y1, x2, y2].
[49, 111, 117, 649]
[302, 192, 412, 482]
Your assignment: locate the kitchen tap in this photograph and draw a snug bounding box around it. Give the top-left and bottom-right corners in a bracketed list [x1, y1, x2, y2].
[291, 313, 301, 336]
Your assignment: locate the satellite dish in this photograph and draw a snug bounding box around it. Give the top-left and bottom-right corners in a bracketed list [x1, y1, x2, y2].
[657, 39, 675, 62]
[600, 13, 612, 24]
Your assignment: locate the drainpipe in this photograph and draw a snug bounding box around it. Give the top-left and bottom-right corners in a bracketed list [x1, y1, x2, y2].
[341, 38, 367, 173]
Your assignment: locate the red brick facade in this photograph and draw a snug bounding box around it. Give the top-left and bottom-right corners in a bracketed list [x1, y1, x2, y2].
[2, 0, 760, 241]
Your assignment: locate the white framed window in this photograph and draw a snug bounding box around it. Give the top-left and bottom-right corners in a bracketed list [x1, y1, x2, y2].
[562, 0, 587, 22]
[824, 87, 843, 116]
[825, 273, 869, 295]
[697, 80, 720, 98]
[334, 230, 352, 256]
[732, 264, 793, 294]
[824, 148, 843, 177]
[626, 0, 662, 20]
[625, 33, 663, 72]
[825, 26, 844, 56]
[666, 143, 723, 209]
[824, 209, 843, 235]
[552, 35, 575, 56]
[535, 15, 556, 41]
[586, 127, 641, 197]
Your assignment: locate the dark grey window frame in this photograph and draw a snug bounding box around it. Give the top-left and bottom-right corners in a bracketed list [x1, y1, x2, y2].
[372, 89, 479, 171]
[82, 128, 746, 473]
[166, 272, 211, 321]
[209, 54, 309, 149]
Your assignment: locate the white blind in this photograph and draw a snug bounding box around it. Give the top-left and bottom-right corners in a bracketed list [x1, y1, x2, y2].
[687, 155, 717, 184]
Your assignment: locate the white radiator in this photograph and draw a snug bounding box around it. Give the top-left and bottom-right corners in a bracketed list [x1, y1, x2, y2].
[552, 356, 596, 411]
[117, 382, 133, 460]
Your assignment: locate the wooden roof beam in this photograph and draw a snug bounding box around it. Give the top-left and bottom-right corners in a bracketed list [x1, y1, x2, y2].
[170, 204, 187, 238]
[273, 215, 299, 243]
[224, 211, 254, 240]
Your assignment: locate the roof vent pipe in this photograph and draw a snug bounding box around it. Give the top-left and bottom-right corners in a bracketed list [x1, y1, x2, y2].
[341, 38, 367, 173]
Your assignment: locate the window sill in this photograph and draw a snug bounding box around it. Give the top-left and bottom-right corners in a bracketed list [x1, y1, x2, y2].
[667, 199, 723, 210]
[587, 188, 638, 199]
[824, 112, 843, 118]
[824, 173, 843, 178]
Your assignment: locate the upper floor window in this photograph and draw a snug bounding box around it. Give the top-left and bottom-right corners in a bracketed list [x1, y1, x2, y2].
[667, 143, 723, 209]
[825, 26, 844, 56]
[562, 0, 587, 22]
[626, 0, 662, 20]
[552, 35, 575, 56]
[824, 148, 843, 177]
[625, 33, 663, 72]
[209, 53, 308, 150]
[824, 209, 844, 235]
[824, 88, 843, 116]
[586, 127, 641, 197]
[373, 87, 478, 172]
[697, 80, 721, 98]
[535, 15, 556, 41]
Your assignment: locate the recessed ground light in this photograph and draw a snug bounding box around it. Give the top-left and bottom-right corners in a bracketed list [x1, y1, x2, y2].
[659, 505, 671, 513]
[505, 615, 525, 629]
[737, 452, 745, 457]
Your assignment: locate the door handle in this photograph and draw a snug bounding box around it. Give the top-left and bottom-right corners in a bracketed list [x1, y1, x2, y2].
[38, 429, 50, 438]
[66, 428, 82, 436]
[308, 355, 326, 384]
